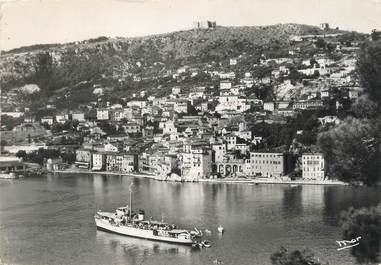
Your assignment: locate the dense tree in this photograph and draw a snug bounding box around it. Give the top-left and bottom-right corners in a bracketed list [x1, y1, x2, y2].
[350, 95, 379, 119]
[61, 152, 76, 164]
[317, 40, 381, 186]
[270, 247, 326, 265]
[340, 205, 381, 264]
[317, 117, 380, 185]
[16, 150, 27, 159]
[21, 148, 61, 165]
[357, 40, 381, 105]
[0, 115, 24, 130]
[315, 38, 327, 49]
[98, 121, 118, 135]
[51, 120, 79, 134]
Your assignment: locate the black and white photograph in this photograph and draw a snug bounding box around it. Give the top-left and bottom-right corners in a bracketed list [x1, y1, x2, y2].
[0, 0, 381, 264]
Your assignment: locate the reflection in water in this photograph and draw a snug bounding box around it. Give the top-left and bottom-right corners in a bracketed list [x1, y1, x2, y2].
[282, 186, 303, 218]
[323, 186, 381, 226]
[96, 230, 192, 265]
[1, 175, 381, 265]
[96, 230, 191, 255]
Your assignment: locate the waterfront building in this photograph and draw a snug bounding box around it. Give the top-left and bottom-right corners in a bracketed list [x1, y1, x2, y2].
[92, 152, 106, 171]
[106, 153, 124, 172]
[249, 151, 285, 177]
[75, 149, 92, 169]
[122, 153, 138, 173]
[302, 153, 325, 180]
[0, 156, 26, 172]
[216, 153, 245, 177]
[211, 143, 226, 164]
[181, 143, 212, 181]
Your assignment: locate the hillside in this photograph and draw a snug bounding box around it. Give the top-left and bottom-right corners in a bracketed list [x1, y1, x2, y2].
[0, 23, 350, 110]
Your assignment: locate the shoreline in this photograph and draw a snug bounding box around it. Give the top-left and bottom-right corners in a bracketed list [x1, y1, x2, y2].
[52, 169, 348, 186]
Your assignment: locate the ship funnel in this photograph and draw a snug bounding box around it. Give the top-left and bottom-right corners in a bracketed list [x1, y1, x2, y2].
[138, 209, 145, 221]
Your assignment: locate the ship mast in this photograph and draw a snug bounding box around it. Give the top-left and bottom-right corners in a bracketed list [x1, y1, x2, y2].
[129, 182, 133, 221]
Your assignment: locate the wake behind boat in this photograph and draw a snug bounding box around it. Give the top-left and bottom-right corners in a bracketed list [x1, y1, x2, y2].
[94, 182, 200, 245]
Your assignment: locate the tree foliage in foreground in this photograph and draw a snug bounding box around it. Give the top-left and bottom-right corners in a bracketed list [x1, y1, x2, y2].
[357, 40, 381, 106]
[317, 117, 380, 185]
[271, 247, 326, 265]
[316, 40, 381, 186]
[340, 205, 381, 264]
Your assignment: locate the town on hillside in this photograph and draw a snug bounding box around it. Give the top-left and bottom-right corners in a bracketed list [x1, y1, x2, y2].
[0, 22, 377, 183]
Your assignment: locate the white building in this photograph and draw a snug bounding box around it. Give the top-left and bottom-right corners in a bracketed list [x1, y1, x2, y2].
[172, 87, 181, 95]
[233, 130, 252, 141]
[302, 153, 325, 180]
[321, 89, 330, 98]
[241, 78, 254, 88]
[104, 143, 119, 153]
[55, 114, 69, 124]
[173, 101, 188, 113]
[162, 120, 177, 135]
[348, 89, 361, 100]
[219, 72, 236, 80]
[92, 153, 105, 171]
[230, 58, 238, 66]
[225, 135, 237, 150]
[249, 152, 285, 177]
[97, 109, 109, 120]
[263, 102, 275, 112]
[212, 143, 226, 163]
[41, 116, 54, 125]
[181, 144, 212, 181]
[72, 113, 85, 122]
[220, 81, 232, 90]
[127, 100, 146, 108]
[216, 96, 250, 113]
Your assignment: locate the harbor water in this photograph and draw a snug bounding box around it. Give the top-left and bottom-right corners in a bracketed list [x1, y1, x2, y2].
[0, 173, 380, 265]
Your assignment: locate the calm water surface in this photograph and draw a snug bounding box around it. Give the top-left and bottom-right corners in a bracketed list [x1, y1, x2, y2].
[1, 174, 381, 265]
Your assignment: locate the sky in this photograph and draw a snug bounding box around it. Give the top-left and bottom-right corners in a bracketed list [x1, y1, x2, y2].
[1, 0, 381, 50]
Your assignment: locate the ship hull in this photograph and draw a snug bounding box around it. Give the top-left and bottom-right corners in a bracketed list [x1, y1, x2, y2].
[95, 218, 194, 245]
[0, 173, 18, 179]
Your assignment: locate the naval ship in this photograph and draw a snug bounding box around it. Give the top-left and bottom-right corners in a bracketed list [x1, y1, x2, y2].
[94, 183, 199, 245]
